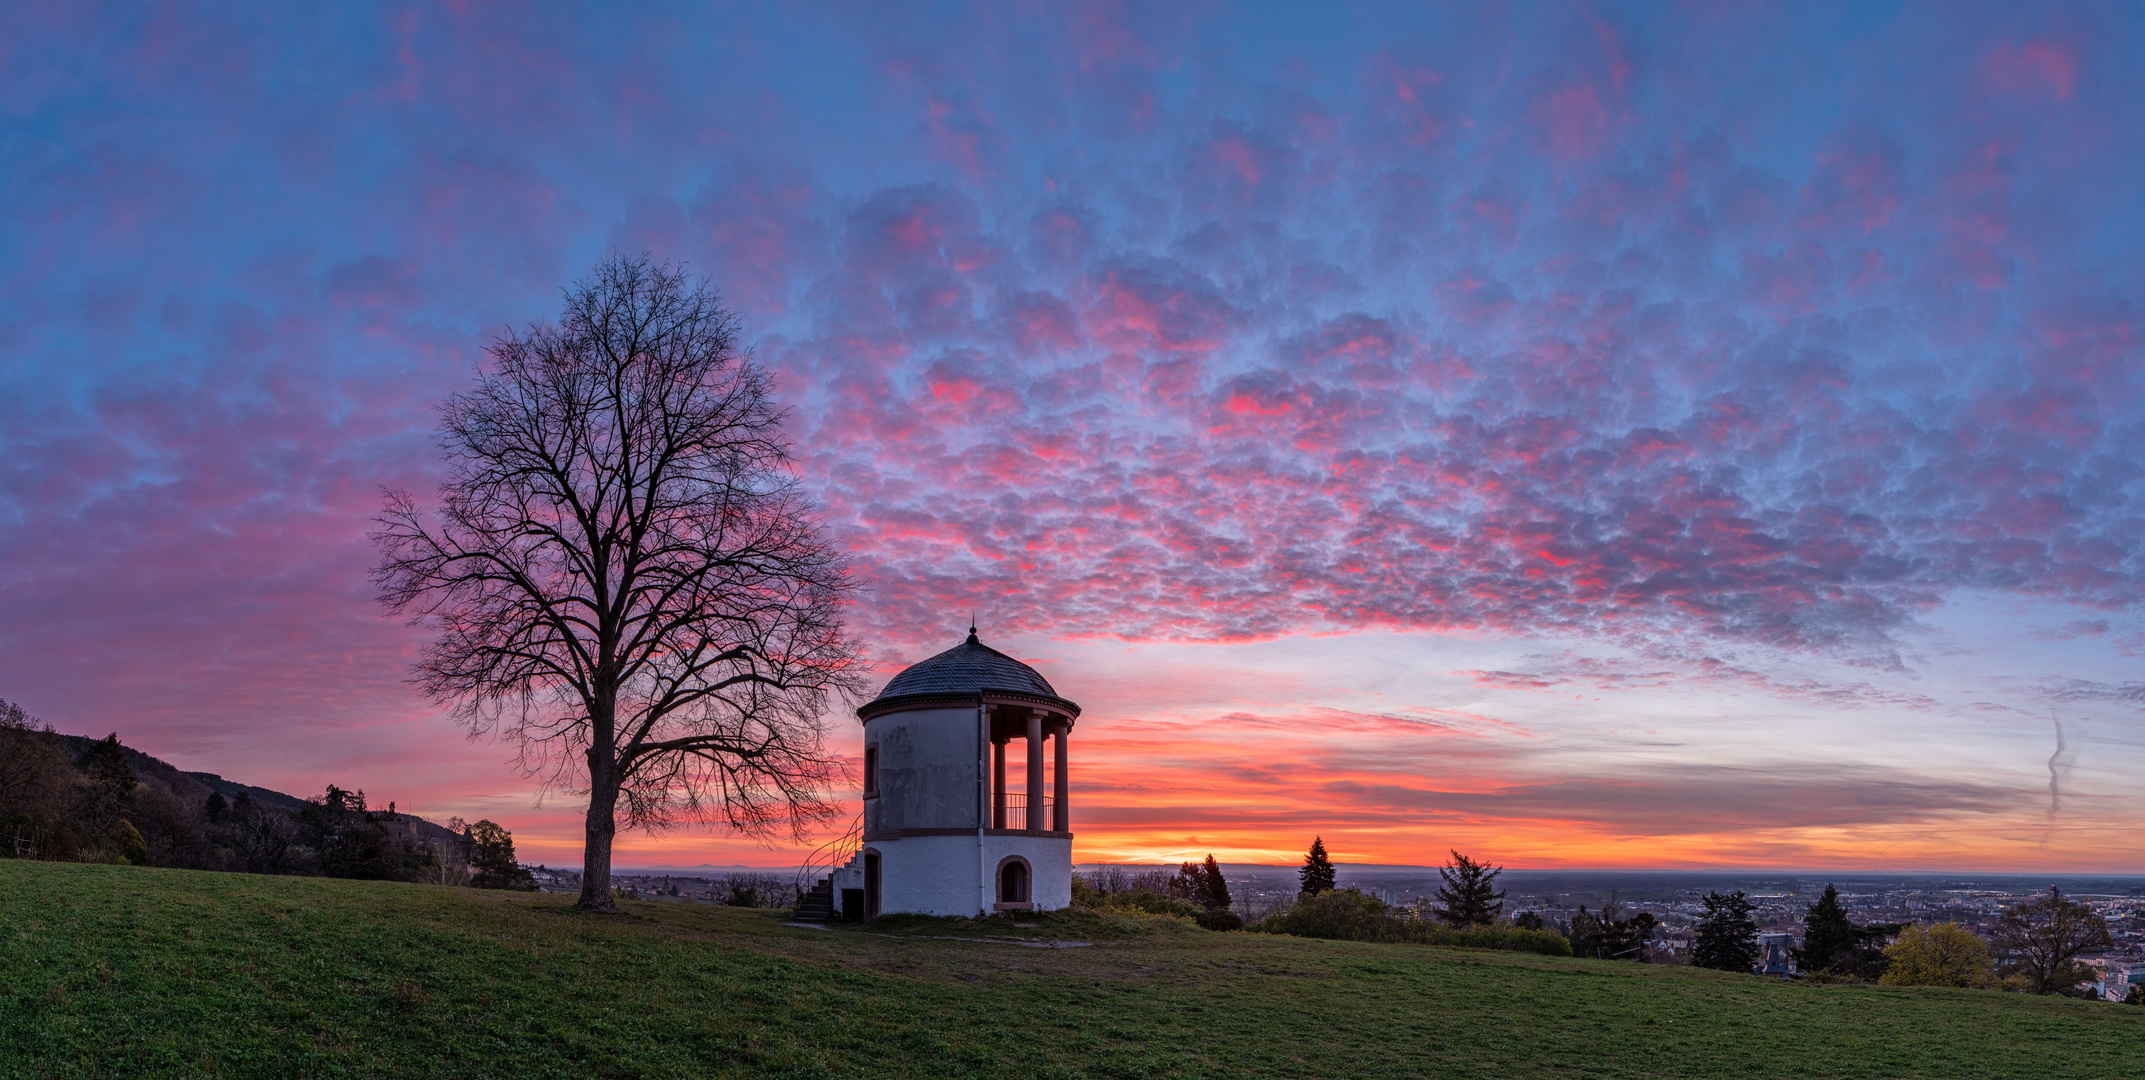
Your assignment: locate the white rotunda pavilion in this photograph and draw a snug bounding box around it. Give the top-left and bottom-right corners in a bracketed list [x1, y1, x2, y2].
[819, 627, 1078, 918]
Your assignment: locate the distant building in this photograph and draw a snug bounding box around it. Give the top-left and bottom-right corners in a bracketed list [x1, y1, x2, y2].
[2081, 958, 2136, 1002]
[823, 628, 1079, 918]
[1755, 931, 1797, 977]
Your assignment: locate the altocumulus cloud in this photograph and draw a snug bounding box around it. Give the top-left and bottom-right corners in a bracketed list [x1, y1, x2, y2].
[1, 3, 2142, 865]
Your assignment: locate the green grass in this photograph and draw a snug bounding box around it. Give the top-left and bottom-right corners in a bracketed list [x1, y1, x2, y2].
[1, 862, 2138, 1078]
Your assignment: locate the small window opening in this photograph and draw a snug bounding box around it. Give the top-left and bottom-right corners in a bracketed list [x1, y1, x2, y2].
[863, 745, 878, 795]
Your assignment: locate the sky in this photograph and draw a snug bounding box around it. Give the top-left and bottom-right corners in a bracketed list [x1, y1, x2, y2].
[3, 2, 2142, 872]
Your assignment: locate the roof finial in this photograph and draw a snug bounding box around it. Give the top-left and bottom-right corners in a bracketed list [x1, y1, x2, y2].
[967, 612, 978, 644]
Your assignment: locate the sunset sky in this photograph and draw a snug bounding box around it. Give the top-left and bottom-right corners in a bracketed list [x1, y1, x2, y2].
[4, 3, 2142, 872]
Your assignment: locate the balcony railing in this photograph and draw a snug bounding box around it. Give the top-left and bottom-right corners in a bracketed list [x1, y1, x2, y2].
[993, 791, 1056, 830]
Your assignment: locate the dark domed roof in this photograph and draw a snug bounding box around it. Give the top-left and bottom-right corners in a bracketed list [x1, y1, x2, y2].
[860, 629, 1080, 720]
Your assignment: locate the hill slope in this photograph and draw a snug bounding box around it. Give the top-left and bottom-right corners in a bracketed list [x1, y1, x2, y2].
[1, 861, 2136, 1079]
[54, 733, 309, 812]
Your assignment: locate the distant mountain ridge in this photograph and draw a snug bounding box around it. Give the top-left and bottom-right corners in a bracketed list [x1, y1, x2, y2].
[57, 733, 311, 812]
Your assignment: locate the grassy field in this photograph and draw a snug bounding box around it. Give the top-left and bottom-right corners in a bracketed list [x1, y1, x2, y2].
[1, 862, 2138, 1079]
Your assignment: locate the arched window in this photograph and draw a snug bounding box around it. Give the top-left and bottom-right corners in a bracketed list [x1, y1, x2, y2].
[997, 856, 1030, 907]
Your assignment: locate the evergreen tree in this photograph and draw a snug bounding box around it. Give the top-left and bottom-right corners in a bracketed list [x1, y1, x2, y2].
[1199, 854, 1232, 911]
[204, 791, 229, 823]
[302, 783, 391, 879]
[1691, 890, 1759, 972]
[1568, 904, 1601, 958]
[469, 819, 537, 891]
[1429, 849, 1505, 926]
[1176, 855, 1233, 910]
[1299, 836, 1336, 895]
[1513, 911, 1546, 932]
[1796, 884, 1858, 973]
[80, 733, 139, 836]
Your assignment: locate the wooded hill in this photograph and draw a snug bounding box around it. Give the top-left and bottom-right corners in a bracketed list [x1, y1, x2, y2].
[2, 700, 465, 878]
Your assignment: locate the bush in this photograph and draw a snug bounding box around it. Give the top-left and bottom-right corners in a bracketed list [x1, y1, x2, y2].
[721, 872, 790, 908]
[1195, 908, 1244, 932]
[1879, 922, 1995, 989]
[1252, 889, 1571, 957]
[1088, 887, 1201, 919]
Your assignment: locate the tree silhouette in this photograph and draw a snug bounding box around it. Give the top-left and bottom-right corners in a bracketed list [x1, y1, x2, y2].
[1992, 890, 2113, 995]
[374, 255, 865, 911]
[1691, 890, 1759, 972]
[1299, 836, 1336, 895]
[1429, 849, 1505, 926]
[1796, 884, 1858, 973]
[469, 819, 536, 891]
[1174, 854, 1232, 911]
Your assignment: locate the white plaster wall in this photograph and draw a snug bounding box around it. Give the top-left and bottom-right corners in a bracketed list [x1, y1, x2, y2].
[827, 859, 862, 900]
[868, 834, 986, 917]
[865, 706, 981, 833]
[867, 832, 1074, 916]
[985, 833, 1072, 911]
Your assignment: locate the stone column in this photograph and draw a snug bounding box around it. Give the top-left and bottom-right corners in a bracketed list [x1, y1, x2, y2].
[1026, 710, 1045, 832]
[1052, 719, 1069, 833]
[992, 737, 1007, 830]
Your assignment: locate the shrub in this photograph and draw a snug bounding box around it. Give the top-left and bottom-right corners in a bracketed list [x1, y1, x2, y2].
[721, 872, 789, 908]
[107, 819, 149, 866]
[1195, 908, 1244, 932]
[1252, 889, 1571, 957]
[1090, 887, 1200, 919]
[1879, 922, 1995, 989]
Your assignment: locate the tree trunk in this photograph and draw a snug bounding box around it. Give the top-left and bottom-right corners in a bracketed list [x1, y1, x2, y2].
[578, 753, 620, 911]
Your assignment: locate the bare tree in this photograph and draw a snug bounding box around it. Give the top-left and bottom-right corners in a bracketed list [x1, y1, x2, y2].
[372, 254, 863, 912]
[1991, 890, 2113, 995]
[0, 699, 68, 823]
[227, 798, 300, 874]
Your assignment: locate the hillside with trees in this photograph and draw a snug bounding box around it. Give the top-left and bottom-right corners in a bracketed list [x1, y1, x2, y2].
[0, 697, 529, 889]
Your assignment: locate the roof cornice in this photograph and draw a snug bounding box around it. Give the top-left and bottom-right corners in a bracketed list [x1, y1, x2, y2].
[856, 688, 1082, 724]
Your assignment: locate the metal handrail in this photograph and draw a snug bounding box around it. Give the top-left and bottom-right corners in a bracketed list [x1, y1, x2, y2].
[794, 810, 864, 899]
[994, 792, 1055, 828]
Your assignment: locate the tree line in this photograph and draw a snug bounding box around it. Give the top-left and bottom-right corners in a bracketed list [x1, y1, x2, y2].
[0, 698, 533, 890]
[1072, 835, 2133, 996]
[1691, 883, 2126, 998]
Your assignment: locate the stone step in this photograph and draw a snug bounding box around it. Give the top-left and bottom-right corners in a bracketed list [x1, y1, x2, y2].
[794, 878, 837, 921]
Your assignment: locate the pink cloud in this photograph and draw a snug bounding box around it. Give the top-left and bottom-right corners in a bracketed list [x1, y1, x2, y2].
[1984, 39, 2080, 101]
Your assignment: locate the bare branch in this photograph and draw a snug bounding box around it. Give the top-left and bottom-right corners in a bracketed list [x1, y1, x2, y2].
[370, 253, 866, 911]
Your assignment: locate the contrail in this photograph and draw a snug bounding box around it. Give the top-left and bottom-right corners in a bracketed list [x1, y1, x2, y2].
[2046, 713, 2066, 816]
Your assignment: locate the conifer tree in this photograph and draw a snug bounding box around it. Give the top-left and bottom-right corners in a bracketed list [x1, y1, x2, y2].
[1796, 884, 1858, 973]
[1299, 836, 1336, 895]
[1199, 854, 1232, 911]
[81, 733, 138, 837]
[1430, 849, 1505, 926]
[469, 819, 537, 891]
[1691, 890, 1759, 972]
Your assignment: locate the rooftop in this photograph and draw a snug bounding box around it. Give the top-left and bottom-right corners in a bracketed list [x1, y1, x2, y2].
[860, 628, 1080, 719]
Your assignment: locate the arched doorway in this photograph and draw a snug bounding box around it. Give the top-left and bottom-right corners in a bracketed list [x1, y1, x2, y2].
[998, 857, 1029, 906]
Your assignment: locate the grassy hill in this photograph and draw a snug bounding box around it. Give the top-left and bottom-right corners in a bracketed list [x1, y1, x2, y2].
[1, 862, 2137, 1079]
